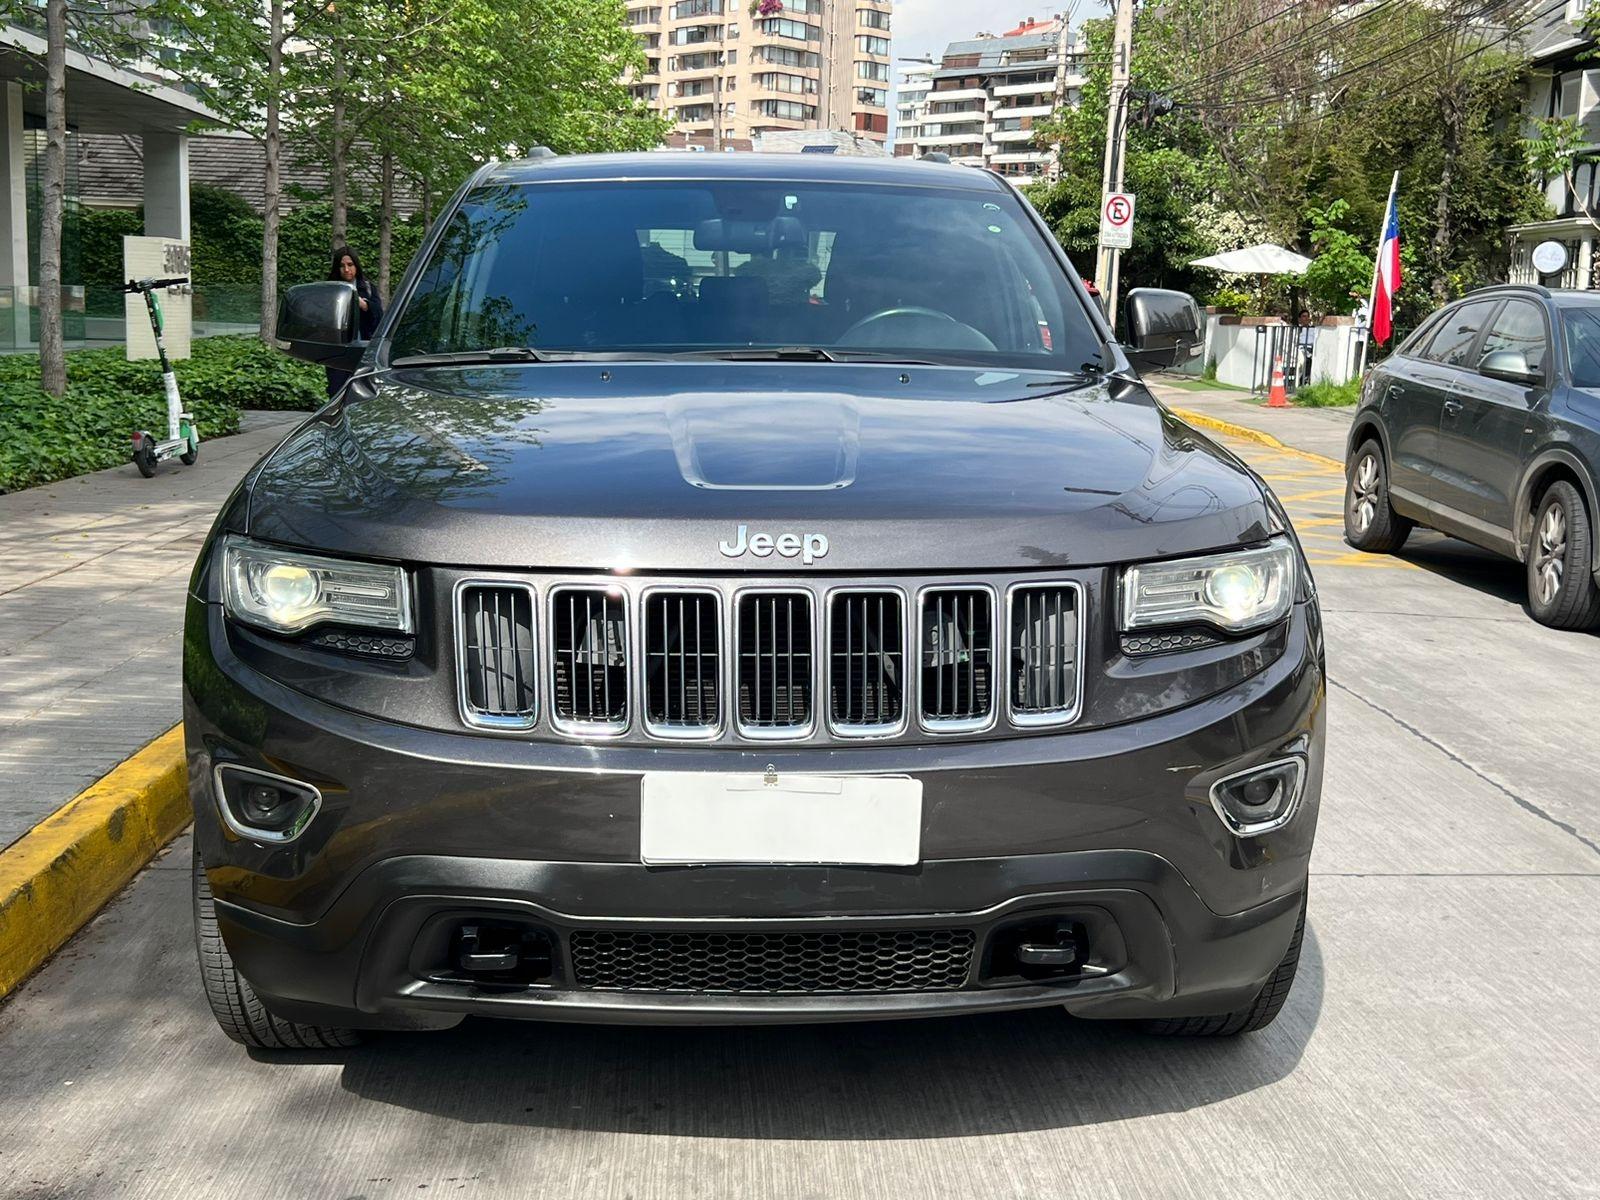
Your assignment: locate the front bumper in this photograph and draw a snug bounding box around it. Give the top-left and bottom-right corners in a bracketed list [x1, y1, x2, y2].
[185, 596, 1325, 1027]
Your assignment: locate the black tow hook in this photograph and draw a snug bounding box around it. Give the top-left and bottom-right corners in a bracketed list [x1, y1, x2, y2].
[457, 925, 521, 974]
[1015, 923, 1082, 968]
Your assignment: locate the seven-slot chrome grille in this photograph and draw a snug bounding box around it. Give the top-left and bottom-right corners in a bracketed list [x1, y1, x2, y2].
[455, 577, 1082, 741]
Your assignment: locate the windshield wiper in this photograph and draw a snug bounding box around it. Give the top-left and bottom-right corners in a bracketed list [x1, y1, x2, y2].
[390, 347, 556, 368]
[1025, 361, 1139, 388]
[684, 347, 951, 365]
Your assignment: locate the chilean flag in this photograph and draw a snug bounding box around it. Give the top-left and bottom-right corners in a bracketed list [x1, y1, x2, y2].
[1373, 190, 1401, 345]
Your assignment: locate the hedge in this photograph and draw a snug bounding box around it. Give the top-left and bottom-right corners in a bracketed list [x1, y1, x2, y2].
[0, 336, 326, 494]
[79, 187, 427, 319]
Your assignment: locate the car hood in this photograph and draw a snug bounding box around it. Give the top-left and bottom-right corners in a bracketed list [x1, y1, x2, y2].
[245, 362, 1271, 571]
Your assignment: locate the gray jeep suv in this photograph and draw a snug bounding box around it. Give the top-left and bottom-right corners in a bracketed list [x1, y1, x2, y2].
[184, 154, 1324, 1049]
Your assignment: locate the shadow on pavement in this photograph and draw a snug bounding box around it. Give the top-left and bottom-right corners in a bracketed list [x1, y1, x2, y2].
[1398, 534, 1542, 612]
[329, 926, 1324, 1139]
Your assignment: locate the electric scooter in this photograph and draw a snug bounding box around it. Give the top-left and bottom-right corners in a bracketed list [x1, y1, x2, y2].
[124, 275, 199, 478]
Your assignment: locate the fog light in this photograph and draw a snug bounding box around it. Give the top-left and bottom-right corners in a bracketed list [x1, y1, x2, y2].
[1209, 758, 1305, 837]
[213, 764, 322, 843]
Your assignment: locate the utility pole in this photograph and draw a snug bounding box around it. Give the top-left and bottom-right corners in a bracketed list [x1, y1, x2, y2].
[1095, 0, 1135, 329]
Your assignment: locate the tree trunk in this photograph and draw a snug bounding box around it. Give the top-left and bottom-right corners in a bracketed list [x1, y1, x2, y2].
[419, 175, 431, 228]
[330, 40, 347, 248]
[377, 149, 394, 299]
[259, 0, 285, 343]
[38, 0, 67, 396]
[1432, 86, 1462, 307]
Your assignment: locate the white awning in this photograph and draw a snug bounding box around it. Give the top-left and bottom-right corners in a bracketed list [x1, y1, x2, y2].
[1189, 244, 1314, 276]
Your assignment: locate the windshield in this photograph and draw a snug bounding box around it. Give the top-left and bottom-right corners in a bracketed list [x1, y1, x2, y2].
[386, 179, 1099, 371]
[1564, 305, 1600, 389]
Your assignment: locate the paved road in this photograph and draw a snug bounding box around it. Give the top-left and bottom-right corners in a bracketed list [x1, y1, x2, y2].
[0, 412, 301, 847]
[1, 424, 1597, 1200]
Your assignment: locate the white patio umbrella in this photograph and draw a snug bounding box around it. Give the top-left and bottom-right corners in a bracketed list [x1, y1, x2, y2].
[1188, 243, 1314, 275]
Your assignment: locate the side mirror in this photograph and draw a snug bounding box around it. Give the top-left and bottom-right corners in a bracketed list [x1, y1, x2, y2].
[1124, 288, 1203, 371]
[276, 282, 364, 369]
[1478, 348, 1542, 387]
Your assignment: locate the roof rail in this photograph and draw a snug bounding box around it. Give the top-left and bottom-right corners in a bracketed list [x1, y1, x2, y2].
[1468, 281, 1552, 298]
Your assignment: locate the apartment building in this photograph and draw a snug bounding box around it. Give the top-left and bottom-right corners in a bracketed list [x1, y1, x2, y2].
[907, 18, 1083, 182]
[626, 0, 892, 148]
[893, 65, 934, 156]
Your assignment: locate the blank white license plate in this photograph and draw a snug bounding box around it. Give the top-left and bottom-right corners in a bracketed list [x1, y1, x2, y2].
[640, 772, 923, 866]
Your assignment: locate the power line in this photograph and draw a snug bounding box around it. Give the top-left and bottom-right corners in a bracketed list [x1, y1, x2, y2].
[1186, 0, 1567, 133]
[1172, 0, 1529, 114]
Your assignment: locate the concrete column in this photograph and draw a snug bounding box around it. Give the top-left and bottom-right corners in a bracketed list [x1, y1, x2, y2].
[141, 131, 190, 242]
[0, 81, 30, 349]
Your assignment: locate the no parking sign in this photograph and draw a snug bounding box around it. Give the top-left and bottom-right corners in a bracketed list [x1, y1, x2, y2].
[1099, 191, 1136, 250]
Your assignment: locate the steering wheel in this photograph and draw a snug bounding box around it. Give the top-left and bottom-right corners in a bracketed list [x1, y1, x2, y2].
[837, 306, 997, 352]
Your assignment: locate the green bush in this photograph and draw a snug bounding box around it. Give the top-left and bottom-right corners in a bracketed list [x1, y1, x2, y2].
[1294, 378, 1361, 408]
[0, 336, 326, 494]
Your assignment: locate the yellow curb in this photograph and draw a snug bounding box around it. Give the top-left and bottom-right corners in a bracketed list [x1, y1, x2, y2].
[0, 725, 190, 1000]
[1169, 407, 1346, 472]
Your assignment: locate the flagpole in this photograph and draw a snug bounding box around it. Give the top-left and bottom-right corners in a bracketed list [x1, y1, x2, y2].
[1357, 170, 1400, 380]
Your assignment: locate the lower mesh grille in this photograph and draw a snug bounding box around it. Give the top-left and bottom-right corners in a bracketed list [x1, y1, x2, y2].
[569, 928, 975, 993]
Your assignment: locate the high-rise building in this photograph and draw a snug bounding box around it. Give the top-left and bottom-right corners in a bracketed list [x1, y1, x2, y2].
[626, 0, 892, 149]
[893, 65, 934, 157]
[907, 17, 1084, 182]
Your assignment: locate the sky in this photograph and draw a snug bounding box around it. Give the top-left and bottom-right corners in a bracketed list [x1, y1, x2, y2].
[892, 0, 1110, 65]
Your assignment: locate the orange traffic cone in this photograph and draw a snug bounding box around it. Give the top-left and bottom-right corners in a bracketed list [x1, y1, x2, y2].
[1266, 354, 1292, 408]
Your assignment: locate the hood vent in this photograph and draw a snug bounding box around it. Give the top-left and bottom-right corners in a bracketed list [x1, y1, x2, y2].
[1009, 583, 1082, 726]
[551, 587, 628, 734]
[919, 588, 994, 731]
[458, 583, 538, 729]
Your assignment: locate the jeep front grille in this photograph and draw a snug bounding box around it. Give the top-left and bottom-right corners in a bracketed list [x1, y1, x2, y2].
[919, 588, 994, 730]
[829, 590, 905, 733]
[457, 583, 537, 728]
[645, 590, 721, 736]
[452, 575, 1081, 742]
[569, 927, 975, 994]
[1009, 583, 1082, 725]
[736, 591, 813, 736]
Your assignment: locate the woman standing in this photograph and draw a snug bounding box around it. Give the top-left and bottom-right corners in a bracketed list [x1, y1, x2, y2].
[326, 246, 384, 397]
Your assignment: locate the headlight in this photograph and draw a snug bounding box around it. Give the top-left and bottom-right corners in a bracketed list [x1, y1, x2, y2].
[222, 536, 412, 635]
[1120, 540, 1295, 634]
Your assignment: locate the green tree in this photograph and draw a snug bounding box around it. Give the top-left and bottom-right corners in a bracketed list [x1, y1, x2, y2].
[1301, 201, 1372, 315]
[1026, 15, 1223, 297]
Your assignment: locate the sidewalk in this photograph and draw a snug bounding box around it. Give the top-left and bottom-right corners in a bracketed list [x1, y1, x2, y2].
[1148, 379, 1355, 463]
[0, 411, 301, 850]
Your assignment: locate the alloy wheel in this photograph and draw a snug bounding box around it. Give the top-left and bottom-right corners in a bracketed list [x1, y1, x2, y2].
[1535, 501, 1568, 606]
[1350, 452, 1380, 534]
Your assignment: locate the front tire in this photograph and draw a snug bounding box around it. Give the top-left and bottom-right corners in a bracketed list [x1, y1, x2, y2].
[132, 434, 158, 478]
[192, 850, 361, 1050]
[1527, 481, 1600, 631]
[1142, 894, 1306, 1037]
[1344, 439, 1412, 552]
